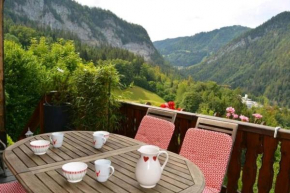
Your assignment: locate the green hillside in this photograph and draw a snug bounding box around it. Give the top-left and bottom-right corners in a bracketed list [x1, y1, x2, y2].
[154, 26, 250, 67]
[114, 86, 165, 106]
[183, 11, 290, 107]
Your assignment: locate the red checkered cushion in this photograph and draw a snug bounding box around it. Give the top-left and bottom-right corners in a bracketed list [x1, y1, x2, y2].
[1, 182, 26, 193]
[180, 128, 232, 192]
[135, 115, 175, 149]
[202, 186, 219, 193]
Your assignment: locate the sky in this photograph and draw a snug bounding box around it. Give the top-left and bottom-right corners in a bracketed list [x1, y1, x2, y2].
[75, 0, 290, 41]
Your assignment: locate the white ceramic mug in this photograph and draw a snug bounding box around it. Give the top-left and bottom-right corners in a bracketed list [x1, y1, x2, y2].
[94, 159, 114, 182]
[93, 131, 110, 142]
[93, 133, 106, 149]
[50, 132, 64, 148]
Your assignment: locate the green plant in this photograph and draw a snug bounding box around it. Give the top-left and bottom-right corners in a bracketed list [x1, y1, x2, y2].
[7, 134, 14, 146]
[44, 66, 72, 106]
[71, 63, 121, 131]
[4, 40, 45, 141]
[29, 38, 81, 105]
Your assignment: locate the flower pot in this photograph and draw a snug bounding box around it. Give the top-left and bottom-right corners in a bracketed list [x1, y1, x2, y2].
[43, 103, 72, 133]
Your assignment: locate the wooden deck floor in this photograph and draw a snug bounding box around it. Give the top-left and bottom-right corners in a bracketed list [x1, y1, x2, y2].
[0, 164, 16, 184]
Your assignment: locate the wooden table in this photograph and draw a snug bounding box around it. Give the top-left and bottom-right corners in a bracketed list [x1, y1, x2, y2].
[4, 131, 205, 193]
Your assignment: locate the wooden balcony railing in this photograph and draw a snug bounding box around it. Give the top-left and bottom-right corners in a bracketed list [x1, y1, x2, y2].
[20, 100, 290, 193]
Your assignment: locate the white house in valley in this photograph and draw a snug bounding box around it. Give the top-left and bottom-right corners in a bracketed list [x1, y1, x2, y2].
[242, 94, 261, 108]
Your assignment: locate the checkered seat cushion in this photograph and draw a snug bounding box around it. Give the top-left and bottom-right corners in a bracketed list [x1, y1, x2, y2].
[202, 186, 219, 193]
[180, 128, 232, 193]
[1, 181, 26, 193]
[135, 115, 175, 149]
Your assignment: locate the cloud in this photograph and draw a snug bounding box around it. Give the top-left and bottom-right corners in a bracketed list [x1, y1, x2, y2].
[75, 0, 290, 41]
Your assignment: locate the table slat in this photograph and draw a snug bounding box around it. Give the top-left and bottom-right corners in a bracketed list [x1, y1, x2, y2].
[36, 172, 68, 193]
[12, 148, 37, 168]
[46, 170, 83, 193]
[19, 172, 53, 193]
[19, 144, 46, 165]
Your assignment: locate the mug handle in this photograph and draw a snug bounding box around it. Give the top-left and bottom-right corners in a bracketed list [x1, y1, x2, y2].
[158, 151, 169, 171]
[108, 166, 114, 178]
[49, 136, 52, 144]
[102, 137, 107, 144]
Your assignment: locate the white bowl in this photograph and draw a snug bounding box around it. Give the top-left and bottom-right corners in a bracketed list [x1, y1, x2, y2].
[30, 140, 50, 155]
[62, 162, 88, 183]
[93, 131, 110, 141]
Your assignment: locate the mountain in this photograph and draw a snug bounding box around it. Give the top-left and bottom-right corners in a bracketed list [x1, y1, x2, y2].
[4, 0, 163, 63]
[153, 26, 250, 67]
[182, 11, 290, 107]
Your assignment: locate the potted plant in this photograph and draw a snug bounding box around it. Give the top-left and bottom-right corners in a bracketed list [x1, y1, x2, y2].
[43, 67, 73, 133]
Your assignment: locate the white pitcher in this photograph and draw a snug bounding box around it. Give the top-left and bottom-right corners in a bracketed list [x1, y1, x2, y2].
[135, 145, 169, 188]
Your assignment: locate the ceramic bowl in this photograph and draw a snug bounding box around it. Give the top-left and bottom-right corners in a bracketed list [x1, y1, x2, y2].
[62, 162, 88, 183]
[30, 140, 50, 155]
[93, 131, 110, 141]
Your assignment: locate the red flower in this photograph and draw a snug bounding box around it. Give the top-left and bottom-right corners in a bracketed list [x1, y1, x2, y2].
[160, 104, 167, 108]
[168, 101, 175, 110]
[160, 101, 181, 111]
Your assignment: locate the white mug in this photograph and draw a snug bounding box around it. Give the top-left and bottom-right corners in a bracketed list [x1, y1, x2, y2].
[93, 133, 106, 149]
[94, 159, 114, 182]
[50, 132, 64, 148]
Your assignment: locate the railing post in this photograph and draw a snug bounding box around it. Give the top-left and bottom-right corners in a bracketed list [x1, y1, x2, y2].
[0, 0, 6, 146]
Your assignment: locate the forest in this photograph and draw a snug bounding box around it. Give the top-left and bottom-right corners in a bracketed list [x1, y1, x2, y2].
[182, 12, 290, 108]
[154, 25, 249, 67]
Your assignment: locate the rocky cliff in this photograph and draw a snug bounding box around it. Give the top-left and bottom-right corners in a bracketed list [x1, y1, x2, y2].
[5, 0, 160, 62]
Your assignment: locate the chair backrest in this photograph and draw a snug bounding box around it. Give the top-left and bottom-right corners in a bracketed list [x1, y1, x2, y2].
[1, 182, 26, 193]
[196, 117, 238, 143]
[146, 108, 177, 123]
[180, 128, 233, 192]
[135, 115, 175, 149]
[0, 139, 7, 176]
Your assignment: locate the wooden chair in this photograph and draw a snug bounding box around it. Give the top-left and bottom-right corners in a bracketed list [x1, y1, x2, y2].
[135, 108, 176, 149]
[180, 118, 238, 193]
[146, 107, 177, 123]
[196, 117, 238, 143]
[0, 139, 6, 177]
[0, 181, 26, 193]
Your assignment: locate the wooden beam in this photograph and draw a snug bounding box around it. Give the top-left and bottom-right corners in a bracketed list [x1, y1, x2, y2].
[0, 0, 6, 145]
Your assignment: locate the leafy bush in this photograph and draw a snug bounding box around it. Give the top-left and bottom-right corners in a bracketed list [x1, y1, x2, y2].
[180, 92, 202, 112]
[70, 63, 120, 131]
[4, 38, 121, 140]
[178, 81, 247, 115]
[106, 59, 134, 88]
[4, 40, 46, 141]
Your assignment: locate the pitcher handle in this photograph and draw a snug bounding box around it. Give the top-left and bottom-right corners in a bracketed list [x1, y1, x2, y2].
[102, 137, 107, 144]
[158, 151, 169, 171]
[108, 166, 115, 178]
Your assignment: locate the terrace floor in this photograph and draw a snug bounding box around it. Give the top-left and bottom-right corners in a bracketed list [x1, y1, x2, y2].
[0, 165, 16, 183]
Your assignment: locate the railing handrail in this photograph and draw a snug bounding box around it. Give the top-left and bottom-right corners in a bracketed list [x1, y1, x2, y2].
[21, 99, 290, 140]
[121, 101, 289, 138]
